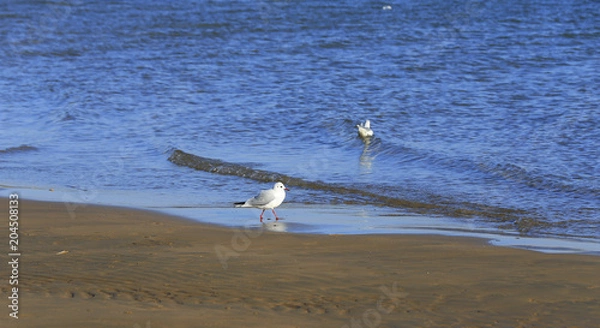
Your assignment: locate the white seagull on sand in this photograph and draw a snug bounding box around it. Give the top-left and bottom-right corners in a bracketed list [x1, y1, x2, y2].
[357, 119, 374, 138]
[234, 182, 289, 222]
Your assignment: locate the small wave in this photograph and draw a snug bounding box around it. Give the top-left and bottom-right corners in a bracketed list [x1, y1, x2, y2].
[0, 145, 38, 154]
[168, 149, 540, 232]
[477, 160, 599, 196]
[319, 40, 350, 49]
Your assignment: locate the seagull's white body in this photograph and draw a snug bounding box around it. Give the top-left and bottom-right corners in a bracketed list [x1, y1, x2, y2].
[234, 182, 289, 221]
[357, 120, 374, 138]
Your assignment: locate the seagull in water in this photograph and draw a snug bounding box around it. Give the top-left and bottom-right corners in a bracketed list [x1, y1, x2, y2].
[357, 119, 374, 138]
[234, 182, 289, 222]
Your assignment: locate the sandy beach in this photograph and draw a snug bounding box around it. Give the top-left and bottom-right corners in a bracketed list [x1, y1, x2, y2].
[2, 198, 599, 327]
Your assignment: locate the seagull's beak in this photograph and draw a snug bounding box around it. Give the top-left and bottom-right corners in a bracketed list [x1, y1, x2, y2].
[285, 187, 290, 191]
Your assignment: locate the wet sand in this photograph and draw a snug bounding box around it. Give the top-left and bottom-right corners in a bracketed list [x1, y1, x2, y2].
[2, 198, 599, 327]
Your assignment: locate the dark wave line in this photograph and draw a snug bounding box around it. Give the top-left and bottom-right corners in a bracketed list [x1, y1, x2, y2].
[168, 149, 539, 231]
[0, 144, 38, 154]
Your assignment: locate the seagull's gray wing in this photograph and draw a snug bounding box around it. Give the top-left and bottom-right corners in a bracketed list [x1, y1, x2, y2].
[247, 189, 276, 206]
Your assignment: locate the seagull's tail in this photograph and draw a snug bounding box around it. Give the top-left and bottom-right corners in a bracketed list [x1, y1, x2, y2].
[234, 202, 246, 208]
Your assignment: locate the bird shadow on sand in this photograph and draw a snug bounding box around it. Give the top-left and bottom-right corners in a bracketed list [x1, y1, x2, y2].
[260, 220, 288, 232]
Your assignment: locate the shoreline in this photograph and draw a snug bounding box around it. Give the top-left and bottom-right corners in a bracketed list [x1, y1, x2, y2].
[3, 185, 600, 255]
[2, 197, 600, 327]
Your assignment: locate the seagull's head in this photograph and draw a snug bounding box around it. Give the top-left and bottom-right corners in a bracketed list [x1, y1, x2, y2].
[274, 182, 290, 191]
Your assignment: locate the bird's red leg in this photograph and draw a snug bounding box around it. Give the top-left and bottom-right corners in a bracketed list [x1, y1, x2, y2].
[272, 209, 279, 221]
[260, 209, 265, 222]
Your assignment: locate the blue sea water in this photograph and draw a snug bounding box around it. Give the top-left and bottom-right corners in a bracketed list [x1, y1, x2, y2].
[0, 0, 599, 242]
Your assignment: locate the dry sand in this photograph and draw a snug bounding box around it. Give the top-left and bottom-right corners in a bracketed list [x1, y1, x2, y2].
[1, 198, 599, 327]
